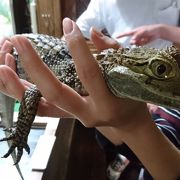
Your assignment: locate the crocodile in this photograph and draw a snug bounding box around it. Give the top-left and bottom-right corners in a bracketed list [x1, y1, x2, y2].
[0, 33, 180, 165]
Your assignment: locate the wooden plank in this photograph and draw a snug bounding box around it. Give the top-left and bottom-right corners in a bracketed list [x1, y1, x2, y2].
[42, 120, 107, 180]
[42, 118, 76, 180]
[65, 122, 107, 180]
[53, 0, 62, 37]
[36, 0, 62, 37]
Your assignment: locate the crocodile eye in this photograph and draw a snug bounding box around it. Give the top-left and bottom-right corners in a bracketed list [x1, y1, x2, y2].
[156, 64, 166, 75]
[150, 60, 172, 79]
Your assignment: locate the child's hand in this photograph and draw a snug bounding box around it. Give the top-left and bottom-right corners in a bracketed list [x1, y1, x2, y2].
[117, 24, 162, 46]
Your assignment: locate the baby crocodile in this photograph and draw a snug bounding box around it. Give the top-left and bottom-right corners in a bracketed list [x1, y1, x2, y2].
[1, 33, 180, 164]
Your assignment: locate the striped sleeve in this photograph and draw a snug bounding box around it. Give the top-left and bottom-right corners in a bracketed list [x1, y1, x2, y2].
[152, 106, 180, 148]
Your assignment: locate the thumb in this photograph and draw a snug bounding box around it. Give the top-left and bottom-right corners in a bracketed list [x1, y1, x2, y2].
[90, 27, 121, 51]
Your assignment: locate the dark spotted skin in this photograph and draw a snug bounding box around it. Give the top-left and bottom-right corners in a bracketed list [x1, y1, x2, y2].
[0, 86, 41, 164]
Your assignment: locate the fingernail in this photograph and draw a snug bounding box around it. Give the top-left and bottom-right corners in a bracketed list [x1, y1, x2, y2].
[91, 27, 103, 37]
[63, 18, 73, 35]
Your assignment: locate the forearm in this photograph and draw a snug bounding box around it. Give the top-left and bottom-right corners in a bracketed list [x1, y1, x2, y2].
[123, 120, 180, 180]
[97, 115, 180, 180]
[159, 24, 180, 44]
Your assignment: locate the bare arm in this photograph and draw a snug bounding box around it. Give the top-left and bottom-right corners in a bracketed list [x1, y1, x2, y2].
[159, 24, 180, 44]
[98, 120, 180, 180]
[117, 24, 180, 46]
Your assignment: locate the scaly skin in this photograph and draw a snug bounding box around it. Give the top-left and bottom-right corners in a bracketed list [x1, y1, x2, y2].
[0, 86, 41, 164]
[1, 33, 180, 164]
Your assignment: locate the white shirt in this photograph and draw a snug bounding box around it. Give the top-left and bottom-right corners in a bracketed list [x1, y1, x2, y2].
[76, 0, 180, 48]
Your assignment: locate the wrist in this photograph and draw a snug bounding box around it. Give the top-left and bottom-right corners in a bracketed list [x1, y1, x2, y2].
[157, 24, 169, 40]
[150, 24, 164, 39]
[96, 103, 152, 145]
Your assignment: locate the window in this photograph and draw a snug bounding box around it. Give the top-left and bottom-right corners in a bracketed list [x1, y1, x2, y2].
[0, 0, 14, 36]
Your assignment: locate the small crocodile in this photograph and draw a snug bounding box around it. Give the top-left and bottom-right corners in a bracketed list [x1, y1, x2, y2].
[1, 33, 180, 164]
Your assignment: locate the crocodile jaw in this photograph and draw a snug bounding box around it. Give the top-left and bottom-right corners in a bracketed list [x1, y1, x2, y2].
[107, 66, 180, 109]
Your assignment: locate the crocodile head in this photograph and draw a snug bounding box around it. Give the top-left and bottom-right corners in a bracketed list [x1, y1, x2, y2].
[97, 46, 180, 109]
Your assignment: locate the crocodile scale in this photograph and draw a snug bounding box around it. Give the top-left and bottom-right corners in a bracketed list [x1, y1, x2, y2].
[1, 33, 180, 164]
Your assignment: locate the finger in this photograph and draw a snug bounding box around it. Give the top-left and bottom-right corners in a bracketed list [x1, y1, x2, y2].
[0, 40, 13, 64]
[10, 35, 86, 116]
[0, 65, 26, 100]
[131, 38, 149, 46]
[5, 53, 16, 71]
[90, 27, 105, 51]
[0, 37, 10, 49]
[0, 51, 6, 64]
[90, 27, 104, 38]
[90, 27, 121, 50]
[116, 30, 135, 38]
[130, 31, 149, 45]
[1, 40, 13, 52]
[63, 18, 111, 101]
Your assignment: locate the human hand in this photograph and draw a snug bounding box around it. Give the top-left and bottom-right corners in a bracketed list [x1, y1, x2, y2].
[0, 65, 28, 100]
[0, 36, 73, 118]
[90, 27, 122, 51]
[117, 24, 163, 46]
[9, 18, 149, 130]
[0, 37, 24, 99]
[85, 27, 121, 54]
[0, 37, 16, 71]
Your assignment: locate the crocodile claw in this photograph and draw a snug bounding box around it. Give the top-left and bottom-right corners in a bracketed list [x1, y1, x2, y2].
[0, 132, 30, 165]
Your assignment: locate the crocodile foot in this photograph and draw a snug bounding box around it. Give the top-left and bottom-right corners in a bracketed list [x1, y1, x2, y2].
[0, 86, 42, 164]
[0, 131, 30, 165]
